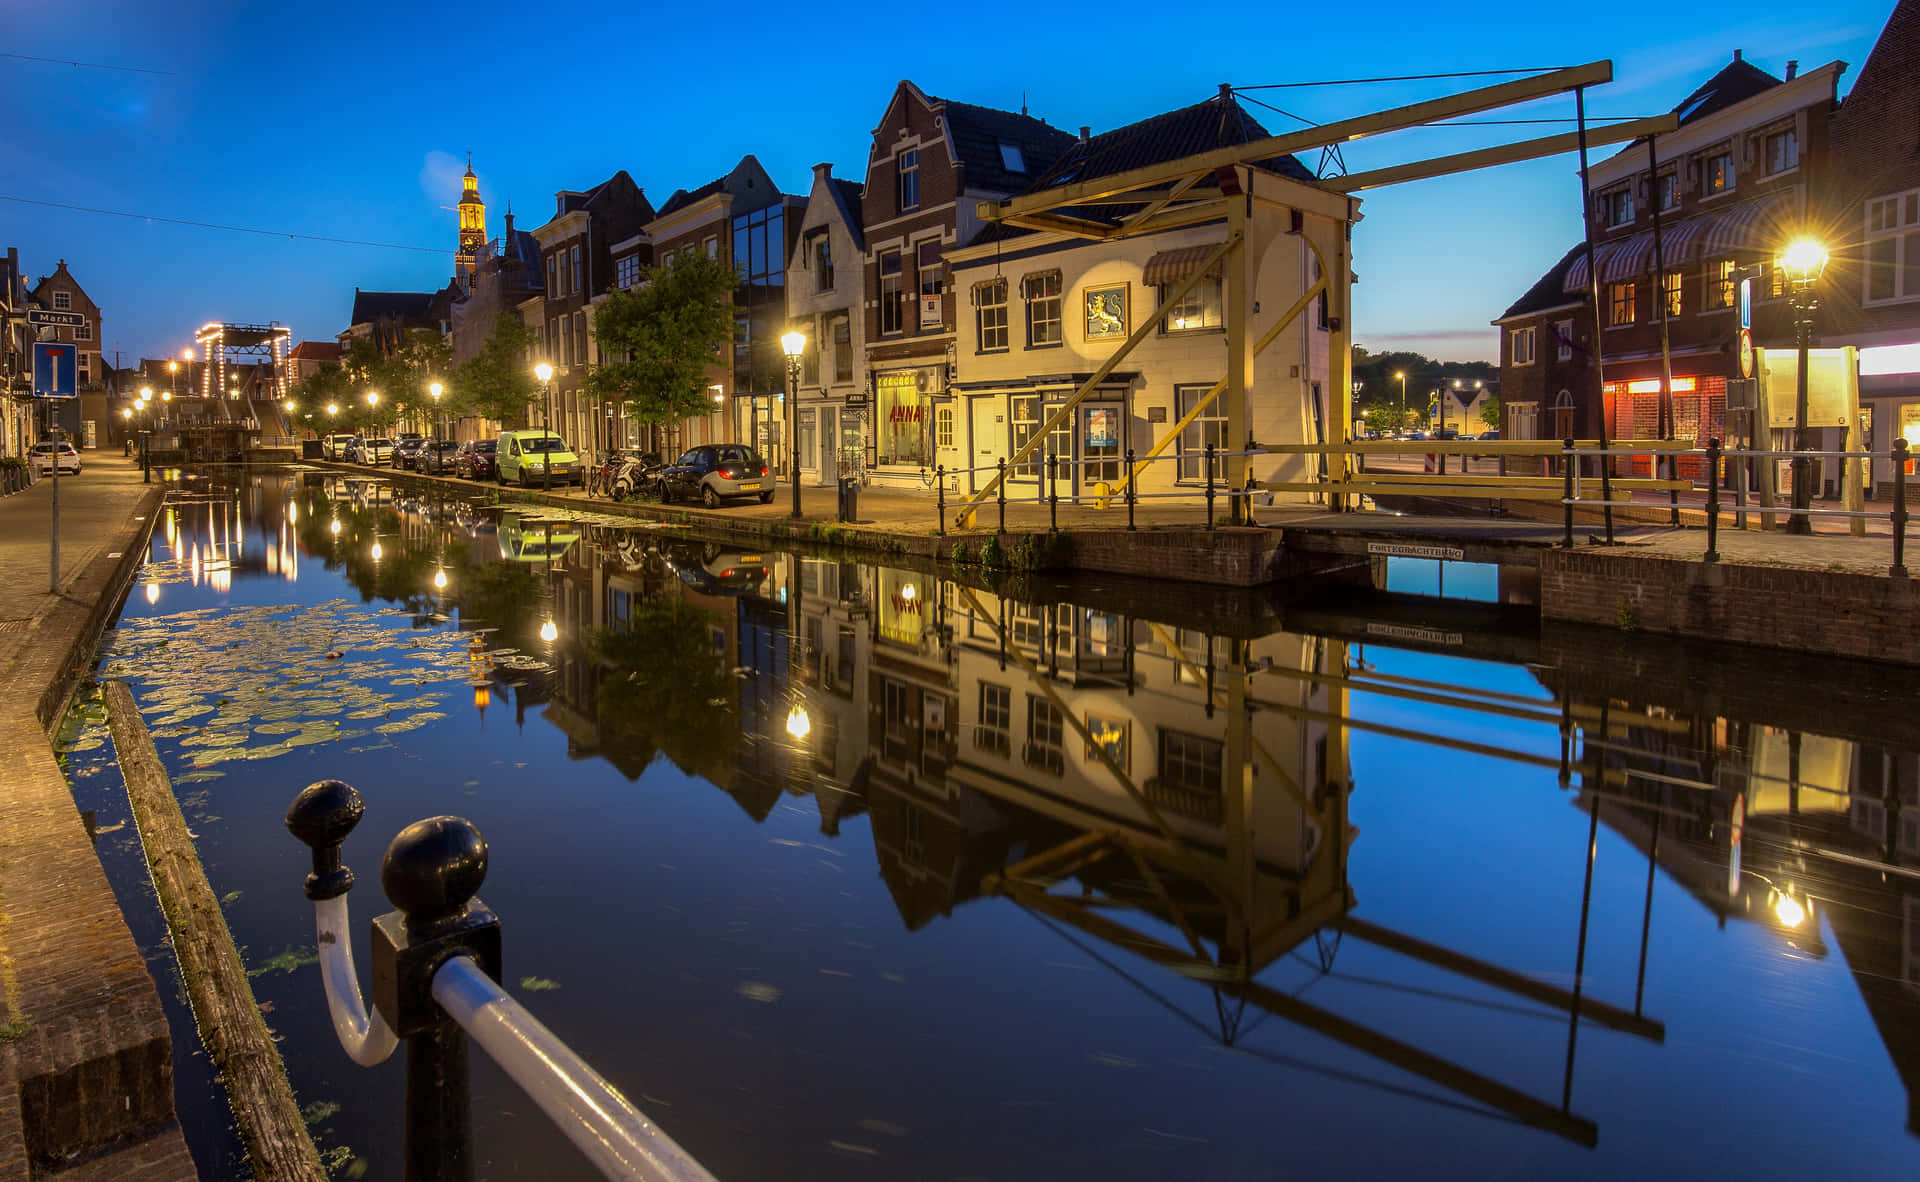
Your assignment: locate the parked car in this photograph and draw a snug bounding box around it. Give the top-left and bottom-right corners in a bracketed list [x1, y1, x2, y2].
[322, 433, 357, 461]
[29, 441, 80, 476]
[393, 434, 427, 469]
[657, 539, 769, 595]
[417, 439, 462, 475]
[356, 438, 395, 466]
[495, 430, 580, 486]
[454, 440, 497, 481]
[658, 444, 773, 508]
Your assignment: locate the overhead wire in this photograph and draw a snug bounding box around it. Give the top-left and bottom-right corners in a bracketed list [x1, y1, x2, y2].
[0, 51, 175, 76]
[0, 195, 449, 256]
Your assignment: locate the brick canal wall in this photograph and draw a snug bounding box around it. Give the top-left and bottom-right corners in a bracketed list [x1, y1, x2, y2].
[1541, 549, 1920, 666]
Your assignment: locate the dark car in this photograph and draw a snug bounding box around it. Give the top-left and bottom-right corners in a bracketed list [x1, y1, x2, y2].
[658, 444, 773, 508]
[394, 434, 427, 469]
[417, 439, 462, 475]
[455, 440, 497, 481]
[657, 539, 770, 596]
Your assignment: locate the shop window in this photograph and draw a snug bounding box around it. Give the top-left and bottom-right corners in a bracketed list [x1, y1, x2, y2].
[1083, 404, 1121, 484]
[876, 371, 927, 465]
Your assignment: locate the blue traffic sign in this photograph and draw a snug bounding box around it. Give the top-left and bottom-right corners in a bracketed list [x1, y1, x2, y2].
[33, 341, 76, 399]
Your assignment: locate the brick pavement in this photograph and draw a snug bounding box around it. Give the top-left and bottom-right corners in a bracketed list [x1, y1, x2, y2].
[0, 455, 194, 1178]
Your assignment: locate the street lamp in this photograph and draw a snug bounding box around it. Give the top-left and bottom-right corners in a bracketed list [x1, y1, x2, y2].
[1395, 370, 1407, 433]
[781, 330, 805, 518]
[429, 381, 444, 446]
[1777, 237, 1828, 535]
[534, 363, 554, 491]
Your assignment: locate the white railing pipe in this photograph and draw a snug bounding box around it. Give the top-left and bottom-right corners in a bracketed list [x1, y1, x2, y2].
[313, 894, 399, 1066]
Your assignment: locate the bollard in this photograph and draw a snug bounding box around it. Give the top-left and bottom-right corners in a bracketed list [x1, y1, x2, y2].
[1704, 439, 1722, 563]
[1125, 448, 1137, 531]
[996, 458, 1007, 534]
[1561, 437, 1576, 549]
[1894, 439, 1910, 578]
[1205, 444, 1217, 532]
[1048, 451, 1058, 533]
[935, 465, 946, 537]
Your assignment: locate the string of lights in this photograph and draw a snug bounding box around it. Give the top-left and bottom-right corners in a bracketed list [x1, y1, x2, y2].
[0, 51, 175, 76]
[0, 195, 449, 255]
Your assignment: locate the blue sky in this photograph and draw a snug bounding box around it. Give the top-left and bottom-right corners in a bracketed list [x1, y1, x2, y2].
[0, 0, 1894, 366]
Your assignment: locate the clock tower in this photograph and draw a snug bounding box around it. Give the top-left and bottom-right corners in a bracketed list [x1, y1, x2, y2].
[456, 154, 485, 287]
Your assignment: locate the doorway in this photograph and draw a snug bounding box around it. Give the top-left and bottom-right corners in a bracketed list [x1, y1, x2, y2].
[969, 396, 1003, 493]
[817, 407, 837, 485]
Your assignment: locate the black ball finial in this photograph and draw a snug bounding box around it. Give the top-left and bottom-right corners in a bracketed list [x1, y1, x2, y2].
[381, 816, 488, 935]
[285, 780, 366, 900]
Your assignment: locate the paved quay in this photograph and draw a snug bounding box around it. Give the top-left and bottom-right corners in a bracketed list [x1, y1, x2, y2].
[0, 456, 194, 1180]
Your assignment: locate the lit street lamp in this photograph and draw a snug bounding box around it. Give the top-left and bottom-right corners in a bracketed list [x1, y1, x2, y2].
[429, 381, 444, 447]
[781, 330, 806, 518]
[1777, 238, 1828, 535]
[1395, 370, 1407, 433]
[534, 362, 555, 491]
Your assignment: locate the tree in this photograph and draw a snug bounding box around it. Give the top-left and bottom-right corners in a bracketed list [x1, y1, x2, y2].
[453, 314, 541, 427]
[1480, 396, 1502, 429]
[585, 252, 736, 452]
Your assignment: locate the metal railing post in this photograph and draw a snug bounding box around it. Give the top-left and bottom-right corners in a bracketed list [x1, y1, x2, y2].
[1704, 438, 1721, 563]
[1047, 451, 1059, 533]
[1667, 449, 1680, 526]
[1562, 436, 1576, 549]
[935, 465, 945, 537]
[1205, 444, 1217, 531]
[1125, 448, 1137, 531]
[996, 458, 1007, 534]
[1894, 439, 1910, 578]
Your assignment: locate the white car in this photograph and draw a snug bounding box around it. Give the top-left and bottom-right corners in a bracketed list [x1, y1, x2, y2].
[29, 442, 80, 476]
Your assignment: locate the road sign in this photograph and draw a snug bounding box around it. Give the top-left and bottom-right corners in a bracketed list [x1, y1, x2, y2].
[26, 309, 84, 328]
[1738, 277, 1752, 332]
[32, 342, 76, 399]
[1738, 328, 1755, 379]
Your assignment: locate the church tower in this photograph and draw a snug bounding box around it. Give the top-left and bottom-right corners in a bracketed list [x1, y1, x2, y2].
[456, 154, 485, 287]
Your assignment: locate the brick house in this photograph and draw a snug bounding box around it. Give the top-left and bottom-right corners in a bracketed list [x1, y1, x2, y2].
[859, 82, 1076, 487]
[2, 247, 35, 457]
[450, 208, 545, 439]
[527, 171, 654, 454]
[1494, 53, 1847, 479]
[29, 259, 105, 444]
[784, 163, 867, 485]
[1824, 0, 1920, 495]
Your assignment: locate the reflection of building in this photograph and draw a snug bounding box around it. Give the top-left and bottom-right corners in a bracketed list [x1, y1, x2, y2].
[785, 164, 868, 486]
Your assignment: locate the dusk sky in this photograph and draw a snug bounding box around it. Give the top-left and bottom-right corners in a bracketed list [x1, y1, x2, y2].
[1, 0, 1895, 368]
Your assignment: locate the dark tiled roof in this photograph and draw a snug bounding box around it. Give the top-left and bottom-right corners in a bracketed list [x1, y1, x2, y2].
[348, 290, 437, 326]
[1672, 57, 1782, 125]
[1496, 244, 1587, 321]
[289, 340, 341, 361]
[828, 177, 865, 251]
[937, 97, 1078, 194]
[657, 176, 728, 218]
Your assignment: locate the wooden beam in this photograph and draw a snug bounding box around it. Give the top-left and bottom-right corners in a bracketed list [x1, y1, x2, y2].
[978, 62, 1613, 223]
[1331, 114, 1680, 192]
[1002, 211, 1122, 240]
[1121, 171, 1209, 228]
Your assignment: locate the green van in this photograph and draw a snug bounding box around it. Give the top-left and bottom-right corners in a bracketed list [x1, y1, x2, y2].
[495, 430, 581, 487]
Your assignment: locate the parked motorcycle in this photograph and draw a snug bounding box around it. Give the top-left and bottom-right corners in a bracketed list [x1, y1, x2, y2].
[608, 452, 665, 501]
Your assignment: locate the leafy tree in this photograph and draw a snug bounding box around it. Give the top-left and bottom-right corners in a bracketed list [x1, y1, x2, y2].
[453, 314, 542, 427]
[585, 252, 736, 452]
[1480, 396, 1502, 429]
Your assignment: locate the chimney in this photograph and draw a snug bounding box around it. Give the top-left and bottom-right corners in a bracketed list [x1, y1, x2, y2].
[812, 162, 833, 183]
[1219, 82, 1233, 102]
[1079, 126, 1090, 145]
[1786, 59, 1799, 80]
[1733, 49, 1742, 62]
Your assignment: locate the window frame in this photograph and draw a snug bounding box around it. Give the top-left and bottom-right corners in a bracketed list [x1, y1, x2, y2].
[1511, 325, 1536, 366]
[1706, 258, 1737, 311]
[1160, 275, 1223, 333]
[1660, 268, 1683, 319]
[1864, 186, 1920, 306]
[809, 230, 833, 292]
[1022, 270, 1063, 348]
[1602, 186, 1635, 228]
[1555, 319, 1574, 362]
[1175, 383, 1226, 481]
[1700, 147, 1735, 198]
[897, 148, 920, 213]
[52, 291, 71, 311]
[1656, 172, 1680, 213]
[879, 249, 904, 336]
[1607, 281, 1637, 327]
[1762, 126, 1799, 177]
[975, 278, 1009, 353]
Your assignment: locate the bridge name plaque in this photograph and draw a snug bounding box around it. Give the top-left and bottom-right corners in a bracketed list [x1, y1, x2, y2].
[1366, 541, 1465, 561]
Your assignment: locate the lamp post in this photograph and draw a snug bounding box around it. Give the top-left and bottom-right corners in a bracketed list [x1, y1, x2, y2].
[1394, 370, 1407, 434]
[167, 359, 178, 400]
[1777, 238, 1828, 535]
[182, 347, 194, 398]
[533, 363, 555, 491]
[429, 381, 444, 447]
[781, 330, 805, 518]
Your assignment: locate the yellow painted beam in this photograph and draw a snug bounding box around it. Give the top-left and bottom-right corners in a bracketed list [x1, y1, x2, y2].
[1332, 114, 1679, 192]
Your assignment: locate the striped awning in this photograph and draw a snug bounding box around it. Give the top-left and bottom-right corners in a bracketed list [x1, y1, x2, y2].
[1563, 241, 1618, 293]
[1142, 244, 1225, 288]
[1648, 214, 1711, 264]
[1601, 232, 1656, 282]
[1701, 193, 1794, 255]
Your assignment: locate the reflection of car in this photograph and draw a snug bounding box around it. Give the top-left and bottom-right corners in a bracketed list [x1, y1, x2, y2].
[394, 434, 427, 468]
[496, 512, 582, 562]
[322, 433, 357, 460]
[658, 539, 770, 595]
[455, 440, 497, 481]
[658, 445, 772, 508]
[416, 439, 461, 474]
[29, 442, 80, 475]
[496, 430, 580, 487]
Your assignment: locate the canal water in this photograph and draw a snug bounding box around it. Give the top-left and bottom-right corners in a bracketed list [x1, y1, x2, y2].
[58, 467, 1920, 1180]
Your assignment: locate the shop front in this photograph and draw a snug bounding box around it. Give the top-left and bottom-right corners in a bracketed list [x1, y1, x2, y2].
[959, 384, 1130, 500]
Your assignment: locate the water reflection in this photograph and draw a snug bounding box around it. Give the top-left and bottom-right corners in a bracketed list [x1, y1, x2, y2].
[87, 470, 1920, 1176]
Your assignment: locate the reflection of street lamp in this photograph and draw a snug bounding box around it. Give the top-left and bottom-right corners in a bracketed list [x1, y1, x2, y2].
[785, 704, 811, 740]
[539, 617, 558, 643]
[781, 330, 805, 518]
[1772, 889, 1807, 928]
[1777, 237, 1828, 535]
[534, 362, 555, 491]
[328, 519, 341, 536]
[433, 568, 448, 591]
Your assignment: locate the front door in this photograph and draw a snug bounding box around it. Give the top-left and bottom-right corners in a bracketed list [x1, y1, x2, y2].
[817, 407, 836, 485]
[969, 396, 1002, 493]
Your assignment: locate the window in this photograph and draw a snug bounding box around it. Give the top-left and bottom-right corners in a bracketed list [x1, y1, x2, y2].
[1555, 319, 1574, 362]
[977, 683, 1011, 756]
[1176, 384, 1225, 480]
[1608, 281, 1636, 326]
[1660, 268, 1683, 318]
[1701, 149, 1734, 196]
[917, 240, 943, 329]
[1602, 187, 1634, 228]
[810, 231, 833, 292]
[1162, 276, 1223, 332]
[897, 149, 919, 212]
[936, 405, 953, 448]
[75, 322, 91, 341]
[616, 255, 640, 290]
[833, 318, 853, 381]
[1511, 326, 1536, 365]
[1764, 128, 1798, 175]
[1708, 258, 1736, 309]
[1000, 142, 1026, 173]
[1025, 695, 1063, 775]
[1865, 187, 1920, 305]
[876, 371, 926, 465]
[704, 236, 718, 259]
[975, 279, 1008, 351]
[575, 314, 588, 365]
[1657, 173, 1680, 212]
[52, 291, 70, 310]
[1011, 394, 1042, 478]
[879, 250, 904, 335]
[1023, 271, 1062, 346]
[572, 245, 582, 294]
[76, 353, 88, 379]
[547, 256, 557, 296]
